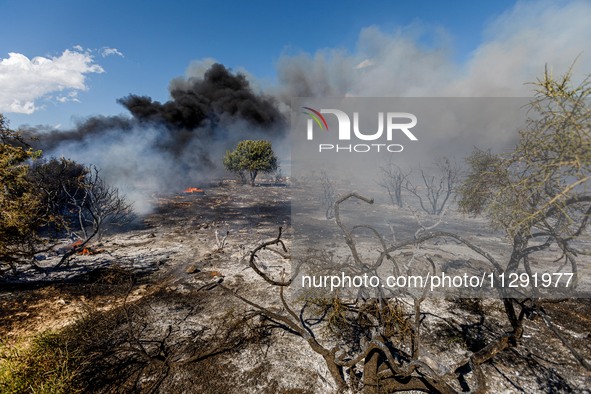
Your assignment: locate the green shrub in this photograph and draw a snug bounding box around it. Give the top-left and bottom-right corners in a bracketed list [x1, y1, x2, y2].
[223, 140, 278, 185]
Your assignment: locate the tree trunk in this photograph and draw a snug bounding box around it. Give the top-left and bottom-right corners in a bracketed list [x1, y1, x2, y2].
[249, 170, 258, 186]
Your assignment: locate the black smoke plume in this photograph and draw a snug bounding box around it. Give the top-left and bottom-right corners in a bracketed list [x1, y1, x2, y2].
[120, 63, 283, 130]
[25, 63, 287, 213]
[32, 63, 286, 154]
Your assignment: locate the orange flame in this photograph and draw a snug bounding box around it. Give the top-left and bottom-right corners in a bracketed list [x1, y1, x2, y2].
[184, 187, 204, 193]
[78, 247, 102, 256]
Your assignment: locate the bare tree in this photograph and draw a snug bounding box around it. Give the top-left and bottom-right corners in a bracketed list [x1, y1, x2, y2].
[57, 166, 132, 266]
[215, 197, 491, 392]
[404, 157, 460, 215]
[319, 170, 337, 219]
[378, 162, 410, 208]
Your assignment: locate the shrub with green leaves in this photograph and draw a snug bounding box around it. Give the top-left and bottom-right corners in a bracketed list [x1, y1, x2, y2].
[0, 114, 44, 272]
[223, 140, 278, 185]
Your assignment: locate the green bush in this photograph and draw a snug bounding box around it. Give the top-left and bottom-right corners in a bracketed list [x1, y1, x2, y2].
[223, 140, 278, 185]
[0, 114, 44, 273]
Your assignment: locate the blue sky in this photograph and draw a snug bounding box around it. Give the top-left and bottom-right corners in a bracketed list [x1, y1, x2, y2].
[1, 0, 589, 129]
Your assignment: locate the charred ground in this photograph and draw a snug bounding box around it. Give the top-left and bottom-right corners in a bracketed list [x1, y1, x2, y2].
[1, 180, 590, 393]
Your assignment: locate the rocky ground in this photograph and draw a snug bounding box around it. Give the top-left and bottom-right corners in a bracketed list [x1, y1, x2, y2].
[1, 179, 590, 393]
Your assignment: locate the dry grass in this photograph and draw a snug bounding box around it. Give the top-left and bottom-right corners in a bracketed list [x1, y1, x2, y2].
[0, 331, 84, 393]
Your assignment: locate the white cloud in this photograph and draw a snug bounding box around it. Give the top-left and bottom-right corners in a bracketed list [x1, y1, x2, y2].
[0, 48, 104, 114]
[100, 47, 124, 58]
[56, 91, 80, 103]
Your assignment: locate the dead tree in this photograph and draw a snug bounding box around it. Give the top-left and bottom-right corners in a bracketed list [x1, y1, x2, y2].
[378, 162, 410, 208]
[57, 166, 132, 266]
[220, 188, 590, 392]
[215, 196, 491, 392]
[319, 170, 337, 219]
[404, 157, 460, 215]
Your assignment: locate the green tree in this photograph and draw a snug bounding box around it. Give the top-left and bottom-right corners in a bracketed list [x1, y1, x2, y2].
[223, 140, 278, 186]
[456, 67, 591, 371]
[0, 114, 43, 272]
[458, 67, 591, 273]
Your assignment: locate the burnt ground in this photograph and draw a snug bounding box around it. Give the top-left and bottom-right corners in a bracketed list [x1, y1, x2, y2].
[1, 179, 591, 393]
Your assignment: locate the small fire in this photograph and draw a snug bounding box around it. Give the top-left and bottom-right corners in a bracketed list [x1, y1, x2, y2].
[184, 187, 204, 193]
[78, 248, 95, 256]
[68, 240, 102, 255]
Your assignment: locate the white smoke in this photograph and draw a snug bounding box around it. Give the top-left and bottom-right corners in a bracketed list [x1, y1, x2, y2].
[39, 1, 591, 215]
[275, 0, 591, 99]
[48, 121, 286, 215]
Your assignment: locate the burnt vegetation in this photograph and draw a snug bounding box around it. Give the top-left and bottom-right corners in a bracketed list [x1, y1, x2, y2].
[209, 69, 591, 392]
[1, 69, 591, 393]
[0, 120, 132, 276]
[378, 157, 460, 216]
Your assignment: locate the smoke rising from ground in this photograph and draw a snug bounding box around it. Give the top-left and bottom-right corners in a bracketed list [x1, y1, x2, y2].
[30, 63, 287, 214]
[273, 0, 591, 167]
[119, 63, 284, 131]
[275, 0, 591, 99]
[26, 0, 591, 213]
